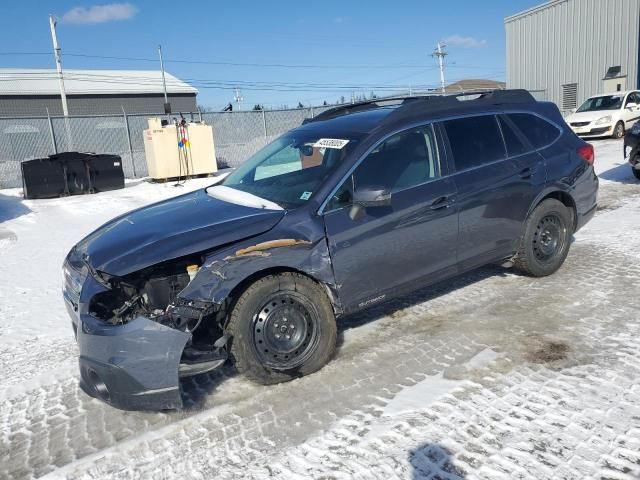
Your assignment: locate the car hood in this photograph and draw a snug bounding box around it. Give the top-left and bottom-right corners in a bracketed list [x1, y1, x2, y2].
[75, 188, 286, 276]
[566, 111, 616, 123]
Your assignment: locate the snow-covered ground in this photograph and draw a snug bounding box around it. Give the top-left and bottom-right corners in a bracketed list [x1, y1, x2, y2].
[1, 140, 639, 479]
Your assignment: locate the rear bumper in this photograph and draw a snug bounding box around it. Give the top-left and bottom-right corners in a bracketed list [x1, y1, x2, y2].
[573, 167, 599, 233]
[576, 202, 597, 231]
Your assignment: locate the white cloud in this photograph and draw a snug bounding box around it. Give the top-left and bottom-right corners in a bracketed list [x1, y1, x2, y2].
[442, 34, 487, 49]
[61, 3, 138, 25]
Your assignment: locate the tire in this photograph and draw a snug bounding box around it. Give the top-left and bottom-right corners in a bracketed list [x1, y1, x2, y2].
[613, 121, 625, 139]
[227, 272, 336, 385]
[633, 167, 640, 180]
[513, 199, 573, 277]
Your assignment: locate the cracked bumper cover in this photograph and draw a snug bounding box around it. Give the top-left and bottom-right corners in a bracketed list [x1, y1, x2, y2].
[65, 273, 192, 410]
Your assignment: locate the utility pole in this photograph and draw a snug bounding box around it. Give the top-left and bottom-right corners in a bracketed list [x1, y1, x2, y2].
[233, 87, 243, 111]
[49, 15, 69, 116]
[432, 41, 447, 94]
[158, 45, 171, 114]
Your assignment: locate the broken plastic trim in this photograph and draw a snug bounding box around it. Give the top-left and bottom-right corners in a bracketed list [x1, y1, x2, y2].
[177, 236, 341, 315]
[228, 239, 312, 259]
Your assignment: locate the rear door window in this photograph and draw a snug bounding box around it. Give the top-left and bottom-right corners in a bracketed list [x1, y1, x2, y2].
[443, 115, 506, 171]
[508, 113, 560, 149]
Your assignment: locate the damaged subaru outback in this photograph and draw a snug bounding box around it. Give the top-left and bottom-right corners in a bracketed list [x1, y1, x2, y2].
[63, 90, 598, 410]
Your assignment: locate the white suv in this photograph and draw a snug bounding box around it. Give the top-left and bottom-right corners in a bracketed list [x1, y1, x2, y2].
[566, 91, 640, 139]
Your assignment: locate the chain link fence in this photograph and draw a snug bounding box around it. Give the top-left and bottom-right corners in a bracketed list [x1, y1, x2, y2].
[0, 106, 331, 189]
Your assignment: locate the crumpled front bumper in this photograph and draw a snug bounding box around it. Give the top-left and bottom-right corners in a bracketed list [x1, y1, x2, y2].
[64, 271, 191, 410]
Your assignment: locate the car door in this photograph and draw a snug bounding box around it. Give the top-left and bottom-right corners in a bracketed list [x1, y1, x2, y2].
[623, 92, 640, 127]
[322, 124, 458, 311]
[442, 113, 545, 270]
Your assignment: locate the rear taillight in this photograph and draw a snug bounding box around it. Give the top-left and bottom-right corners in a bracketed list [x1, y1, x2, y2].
[577, 144, 594, 165]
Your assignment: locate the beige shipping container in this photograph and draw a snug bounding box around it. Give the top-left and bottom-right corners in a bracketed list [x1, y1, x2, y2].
[143, 118, 217, 180]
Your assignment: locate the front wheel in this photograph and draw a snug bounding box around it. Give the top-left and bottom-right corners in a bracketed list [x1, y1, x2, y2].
[227, 272, 336, 385]
[514, 199, 573, 277]
[613, 121, 625, 139]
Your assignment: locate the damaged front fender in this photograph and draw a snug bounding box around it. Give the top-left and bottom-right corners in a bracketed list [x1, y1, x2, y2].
[178, 232, 340, 313]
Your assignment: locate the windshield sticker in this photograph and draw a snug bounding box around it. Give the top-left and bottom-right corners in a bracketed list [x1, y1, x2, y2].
[300, 191, 312, 200]
[313, 138, 350, 149]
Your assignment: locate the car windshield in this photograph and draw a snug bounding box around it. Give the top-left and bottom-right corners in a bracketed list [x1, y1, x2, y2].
[576, 95, 624, 112]
[218, 132, 361, 209]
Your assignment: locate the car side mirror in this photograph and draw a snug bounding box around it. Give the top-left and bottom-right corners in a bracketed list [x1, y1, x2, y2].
[352, 187, 392, 208]
[348, 187, 391, 221]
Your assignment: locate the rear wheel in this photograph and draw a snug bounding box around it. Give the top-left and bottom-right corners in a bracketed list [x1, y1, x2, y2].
[514, 199, 573, 277]
[633, 167, 640, 180]
[227, 272, 336, 385]
[613, 121, 625, 139]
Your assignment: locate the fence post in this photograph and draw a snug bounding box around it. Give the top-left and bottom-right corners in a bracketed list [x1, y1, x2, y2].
[310, 106, 315, 118]
[262, 109, 267, 139]
[46, 108, 58, 154]
[198, 107, 202, 123]
[121, 107, 137, 177]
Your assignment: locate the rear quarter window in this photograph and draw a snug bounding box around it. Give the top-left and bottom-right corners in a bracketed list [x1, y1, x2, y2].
[498, 116, 528, 157]
[508, 113, 560, 149]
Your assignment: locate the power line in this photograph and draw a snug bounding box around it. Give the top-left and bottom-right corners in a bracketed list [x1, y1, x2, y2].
[0, 72, 505, 95]
[0, 52, 51, 56]
[61, 52, 431, 69]
[10, 51, 446, 70]
[0, 70, 504, 89]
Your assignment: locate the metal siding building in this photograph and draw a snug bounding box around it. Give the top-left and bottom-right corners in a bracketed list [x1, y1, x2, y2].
[506, 0, 640, 112]
[0, 69, 198, 117]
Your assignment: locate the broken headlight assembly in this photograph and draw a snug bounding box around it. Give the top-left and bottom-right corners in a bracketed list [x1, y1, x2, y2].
[86, 257, 212, 332]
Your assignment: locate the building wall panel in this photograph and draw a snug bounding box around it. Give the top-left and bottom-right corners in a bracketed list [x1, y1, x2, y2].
[506, 0, 640, 112]
[0, 93, 197, 117]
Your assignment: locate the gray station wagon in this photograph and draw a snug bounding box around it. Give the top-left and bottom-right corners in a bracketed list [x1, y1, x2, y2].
[63, 90, 598, 410]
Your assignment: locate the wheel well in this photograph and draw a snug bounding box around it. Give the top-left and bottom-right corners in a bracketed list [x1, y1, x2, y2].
[537, 191, 577, 231]
[223, 267, 340, 326]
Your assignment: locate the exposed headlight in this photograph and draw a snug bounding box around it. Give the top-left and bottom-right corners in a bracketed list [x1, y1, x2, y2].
[63, 263, 86, 296]
[63, 248, 88, 296]
[595, 115, 612, 125]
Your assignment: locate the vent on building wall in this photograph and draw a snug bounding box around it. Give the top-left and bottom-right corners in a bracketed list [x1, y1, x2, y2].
[604, 66, 622, 79]
[562, 83, 578, 111]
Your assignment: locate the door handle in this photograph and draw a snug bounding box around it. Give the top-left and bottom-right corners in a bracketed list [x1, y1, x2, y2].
[430, 196, 453, 210]
[519, 167, 534, 179]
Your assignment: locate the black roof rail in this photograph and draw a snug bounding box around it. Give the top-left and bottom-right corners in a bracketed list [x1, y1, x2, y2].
[303, 96, 422, 124]
[303, 89, 536, 125]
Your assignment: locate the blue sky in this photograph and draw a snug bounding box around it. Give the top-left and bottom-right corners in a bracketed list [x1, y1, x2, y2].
[0, 1, 542, 109]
